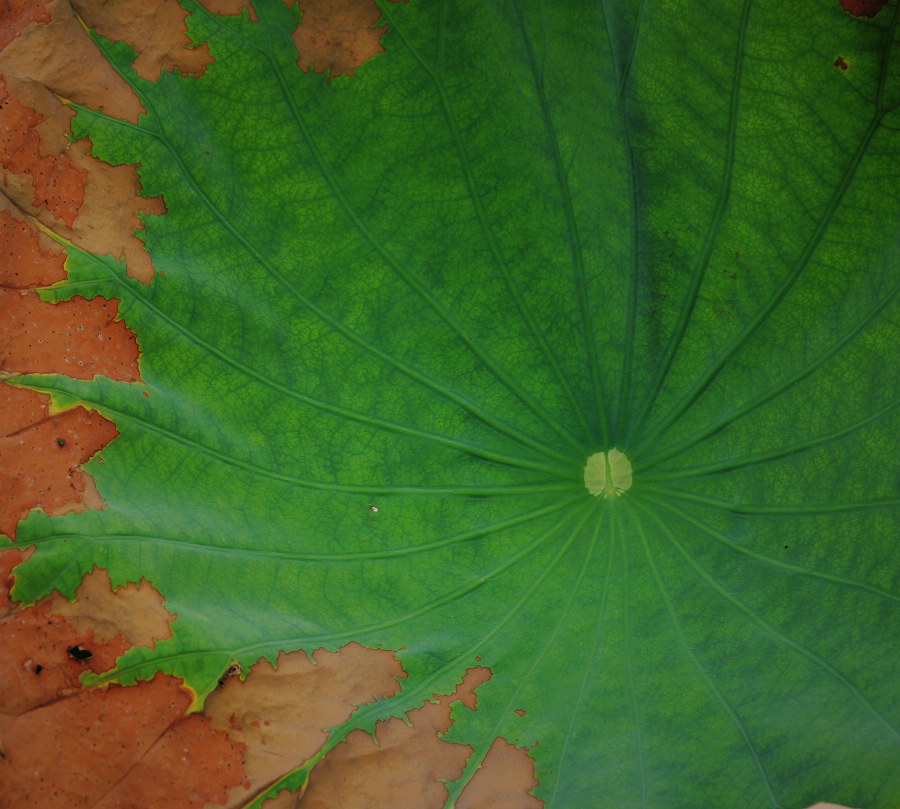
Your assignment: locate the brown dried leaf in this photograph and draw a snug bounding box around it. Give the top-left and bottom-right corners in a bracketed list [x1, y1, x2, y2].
[1, 291, 141, 380]
[0, 75, 87, 229]
[0, 74, 165, 282]
[0, 552, 242, 809]
[0, 71, 151, 540]
[0, 0, 53, 50]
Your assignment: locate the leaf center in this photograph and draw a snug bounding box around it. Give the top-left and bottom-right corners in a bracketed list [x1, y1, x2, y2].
[583, 450, 633, 498]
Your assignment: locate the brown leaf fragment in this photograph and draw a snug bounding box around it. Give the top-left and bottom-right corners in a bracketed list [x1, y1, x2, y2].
[0, 0, 52, 51]
[0, 205, 66, 288]
[1, 291, 141, 380]
[456, 738, 542, 809]
[299, 666, 492, 809]
[0, 558, 174, 714]
[0, 597, 126, 715]
[46, 566, 174, 651]
[205, 642, 405, 805]
[0, 389, 118, 539]
[0, 672, 247, 809]
[0, 0, 145, 123]
[0, 74, 165, 283]
[287, 0, 403, 78]
[0, 75, 87, 229]
[94, 712, 248, 809]
[66, 136, 167, 284]
[72, 0, 214, 80]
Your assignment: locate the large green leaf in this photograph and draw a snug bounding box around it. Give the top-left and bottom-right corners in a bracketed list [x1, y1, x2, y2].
[8, 0, 900, 805]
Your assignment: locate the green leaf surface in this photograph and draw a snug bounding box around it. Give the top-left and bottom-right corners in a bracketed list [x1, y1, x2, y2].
[8, 0, 900, 806]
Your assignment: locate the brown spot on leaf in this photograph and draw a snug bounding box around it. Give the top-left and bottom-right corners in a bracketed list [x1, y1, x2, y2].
[300, 666, 494, 809]
[0, 75, 87, 229]
[1, 291, 141, 380]
[456, 738, 542, 809]
[0, 75, 165, 283]
[0, 672, 247, 809]
[834, 55, 849, 70]
[288, 0, 405, 78]
[0, 553, 174, 712]
[72, 0, 214, 81]
[0, 206, 66, 288]
[839, 0, 887, 17]
[45, 566, 174, 652]
[0, 0, 52, 50]
[0, 391, 118, 539]
[206, 642, 406, 804]
[0, 0, 145, 123]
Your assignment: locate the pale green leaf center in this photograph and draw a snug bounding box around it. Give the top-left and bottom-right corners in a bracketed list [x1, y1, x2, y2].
[583, 449, 633, 498]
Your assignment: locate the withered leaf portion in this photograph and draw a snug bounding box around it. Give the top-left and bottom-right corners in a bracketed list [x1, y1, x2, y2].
[288, 0, 403, 77]
[0, 33, 153, 538]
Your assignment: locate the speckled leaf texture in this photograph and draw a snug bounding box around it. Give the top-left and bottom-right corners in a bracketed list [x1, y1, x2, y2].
[7, 0, 900, 806]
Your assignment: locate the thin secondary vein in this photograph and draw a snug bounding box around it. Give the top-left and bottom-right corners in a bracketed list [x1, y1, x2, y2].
[641, 396, 900, 481]
[637, 499, 900, 741]
[381, 1, 590, 448]
[633, 507, 777, 805]
[635, 286, 900, 471]
[628, 0, 754, 446]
